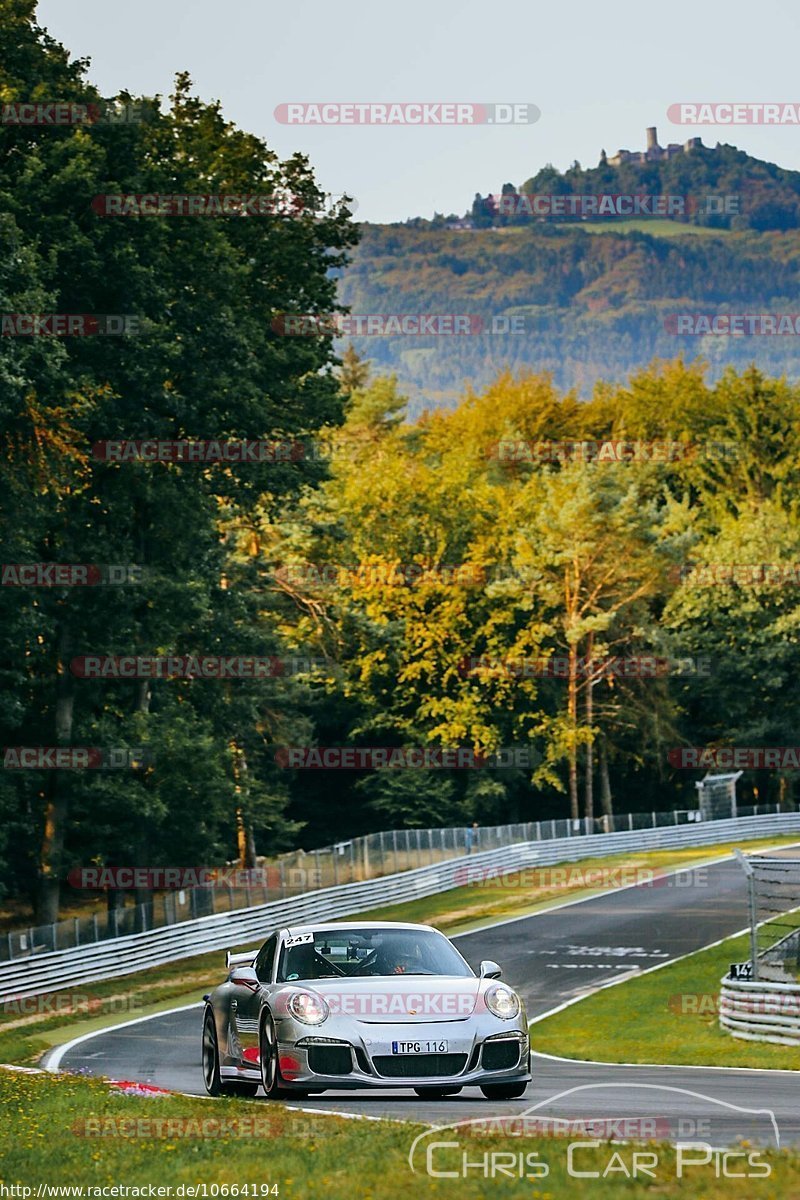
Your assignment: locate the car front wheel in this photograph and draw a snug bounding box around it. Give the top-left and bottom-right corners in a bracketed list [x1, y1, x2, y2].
[203, 1009, 260, 1098]
[259, 1013, 289, 1099]
[202, 1009, 224, 1096]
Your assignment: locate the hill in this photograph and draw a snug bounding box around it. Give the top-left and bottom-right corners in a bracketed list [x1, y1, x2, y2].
[333, 136, 800, 411]
[337, 221, 800, 413]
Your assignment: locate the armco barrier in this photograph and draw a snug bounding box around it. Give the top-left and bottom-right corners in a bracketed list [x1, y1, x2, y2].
[719, 976, 800, 1045]
[1, 812, 799, 1003]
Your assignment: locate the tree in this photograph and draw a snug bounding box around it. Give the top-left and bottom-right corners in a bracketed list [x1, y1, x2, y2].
[0, 5, 358, 920]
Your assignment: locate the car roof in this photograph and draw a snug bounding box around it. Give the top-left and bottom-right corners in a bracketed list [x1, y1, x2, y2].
[280, 921, 438, 936]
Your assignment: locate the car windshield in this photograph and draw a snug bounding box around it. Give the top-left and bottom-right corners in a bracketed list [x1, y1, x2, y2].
[276, 928, 474, 981]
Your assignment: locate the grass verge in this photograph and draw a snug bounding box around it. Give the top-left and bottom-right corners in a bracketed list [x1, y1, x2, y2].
[2, 1068, 799, 1196]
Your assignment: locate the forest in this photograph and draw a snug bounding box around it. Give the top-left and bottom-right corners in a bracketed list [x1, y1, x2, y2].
[2, 3, 799, 925]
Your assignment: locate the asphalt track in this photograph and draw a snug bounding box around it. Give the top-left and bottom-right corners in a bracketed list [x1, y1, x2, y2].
[48, 847, 800, 1147]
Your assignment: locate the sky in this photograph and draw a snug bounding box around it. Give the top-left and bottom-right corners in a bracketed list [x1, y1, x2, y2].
[35, 0, 800, 225]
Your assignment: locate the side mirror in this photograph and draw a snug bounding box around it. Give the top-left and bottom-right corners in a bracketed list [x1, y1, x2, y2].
[480, 960, 502, 980]
[230, 965, 260, 990]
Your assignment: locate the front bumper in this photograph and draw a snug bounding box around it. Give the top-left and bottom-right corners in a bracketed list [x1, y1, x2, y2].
[251, 1021, 531, 1090]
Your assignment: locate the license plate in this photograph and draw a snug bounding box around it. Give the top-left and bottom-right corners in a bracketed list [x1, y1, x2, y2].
[391, 1040, 448, 1054]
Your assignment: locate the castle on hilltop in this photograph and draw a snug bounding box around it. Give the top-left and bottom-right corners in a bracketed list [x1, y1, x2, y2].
[605, 127, 703, 167]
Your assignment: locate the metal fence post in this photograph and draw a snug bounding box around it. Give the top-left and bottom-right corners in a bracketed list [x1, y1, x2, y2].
[734, 849, 759, 981]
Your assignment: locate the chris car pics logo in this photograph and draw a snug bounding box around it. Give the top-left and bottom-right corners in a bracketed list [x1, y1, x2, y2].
[408, 1084, 778, 1180]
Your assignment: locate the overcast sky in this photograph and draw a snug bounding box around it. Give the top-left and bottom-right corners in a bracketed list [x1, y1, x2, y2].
[36, 0, 800, 224]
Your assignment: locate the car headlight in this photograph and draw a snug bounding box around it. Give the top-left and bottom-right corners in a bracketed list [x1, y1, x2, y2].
[287, 990, 329, 1025]
[485, 984, 520, 1020]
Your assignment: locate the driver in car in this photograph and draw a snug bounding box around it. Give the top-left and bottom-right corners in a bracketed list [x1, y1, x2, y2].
[377, 937, 420, 975]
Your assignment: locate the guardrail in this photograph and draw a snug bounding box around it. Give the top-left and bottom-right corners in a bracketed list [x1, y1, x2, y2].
[6, 804, 747, 962]
[1, 811, 798, 1003]
[719, 976, 800, 1045]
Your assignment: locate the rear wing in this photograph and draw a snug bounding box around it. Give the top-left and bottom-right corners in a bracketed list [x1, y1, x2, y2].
[226, 949, 257, 971]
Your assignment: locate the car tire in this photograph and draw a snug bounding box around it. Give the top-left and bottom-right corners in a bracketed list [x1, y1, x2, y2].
[202, 1008, 224, 1096]
[204, 1009, 260, 1098]
[479, 1082, 528, 1100]
[259, 1012, 289, 1099]
[413, 1086, 462, 1098]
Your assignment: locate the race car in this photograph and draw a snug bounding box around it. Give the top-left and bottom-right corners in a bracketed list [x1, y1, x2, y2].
[201, 920, 530, 1099]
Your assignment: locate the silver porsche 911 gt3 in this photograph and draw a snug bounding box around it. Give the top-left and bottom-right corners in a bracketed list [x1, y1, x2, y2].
[201, 920, 530, 1099]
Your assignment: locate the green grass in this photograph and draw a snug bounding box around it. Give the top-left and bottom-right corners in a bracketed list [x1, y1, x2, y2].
[531, 924, 800, 1070]
[2, 1068, 799, 1196]
[3, 834, 798, 1069]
